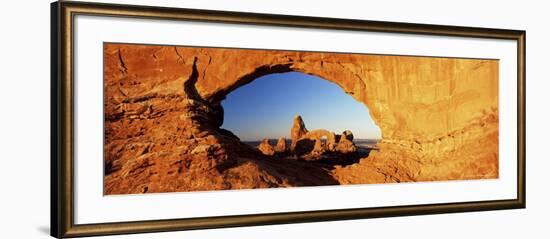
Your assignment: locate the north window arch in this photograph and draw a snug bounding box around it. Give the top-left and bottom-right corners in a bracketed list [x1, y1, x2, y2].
[103, 43, 499, 195]
[221, 71, 381, 142]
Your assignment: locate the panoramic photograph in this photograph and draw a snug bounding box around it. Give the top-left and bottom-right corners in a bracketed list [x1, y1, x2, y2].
[103, 43, 499, 195]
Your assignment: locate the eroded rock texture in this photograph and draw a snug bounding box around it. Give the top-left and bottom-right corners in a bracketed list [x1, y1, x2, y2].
[287, 116, 358, 159]
[274, 137, 288, 154]
[290, 115, 309, 151]
[104, 43, 498, 194]
[258, 139, 275, 156]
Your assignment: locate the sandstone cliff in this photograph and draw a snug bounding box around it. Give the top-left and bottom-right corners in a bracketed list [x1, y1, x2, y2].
[104, 43, 498, 194]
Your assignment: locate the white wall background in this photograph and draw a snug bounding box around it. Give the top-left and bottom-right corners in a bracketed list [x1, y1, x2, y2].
[0, 0, 547, 238]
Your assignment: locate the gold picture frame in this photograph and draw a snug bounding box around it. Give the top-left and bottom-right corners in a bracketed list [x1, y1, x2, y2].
[51, 1, 526, 237]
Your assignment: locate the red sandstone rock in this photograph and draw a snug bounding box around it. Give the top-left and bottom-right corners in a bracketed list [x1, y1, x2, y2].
[274, 137, 287, 154]
[290, 115, 308, 151]
[258, 139, 276, 156]
[290, 117, 357, 158]
[294, 129, 337, 157]
[103, 43, 499, 194]
[341, 130, 354, 141]
[335, 138, 357, 154]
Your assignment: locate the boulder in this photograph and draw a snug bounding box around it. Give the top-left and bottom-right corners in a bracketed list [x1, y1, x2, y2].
[335, 137, 357, 154]
[342, 130, 354, 141]
[258, 139, 275, 156]
[333, 130, 357, 154]
[274, 137, 287, 154]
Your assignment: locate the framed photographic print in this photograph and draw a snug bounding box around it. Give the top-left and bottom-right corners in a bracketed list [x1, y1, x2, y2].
[51, 1, 526, 238]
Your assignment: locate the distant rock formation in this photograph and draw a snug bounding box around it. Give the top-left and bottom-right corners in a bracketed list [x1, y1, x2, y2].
[290, 115, 308, 151]
[258, 139, 275, 156]
[335, 136, 357, 154]
[274, 137, 287, 154]
[295, 129, 335, 157]
[333, 130, 357, 154]
[289, 116, 357, 159]
[256, 116, 357, 159]
[342, 130, 354, 141]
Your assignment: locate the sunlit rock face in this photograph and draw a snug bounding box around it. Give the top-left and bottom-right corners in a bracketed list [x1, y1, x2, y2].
[104, 43, 498, 194]
[274, 137, 288, 154]
[258, 139, 275, 156]
[286, 115, 358, 158]
[290, 115, 308, 151]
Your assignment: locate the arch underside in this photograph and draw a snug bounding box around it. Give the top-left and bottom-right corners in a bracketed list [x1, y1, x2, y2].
[103, 43, 499, 194]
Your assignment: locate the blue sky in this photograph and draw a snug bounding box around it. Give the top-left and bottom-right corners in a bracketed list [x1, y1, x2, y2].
[221, 72, 381, 141]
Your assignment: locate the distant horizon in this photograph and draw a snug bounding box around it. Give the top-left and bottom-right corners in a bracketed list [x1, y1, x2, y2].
[221, 72, 382, 141]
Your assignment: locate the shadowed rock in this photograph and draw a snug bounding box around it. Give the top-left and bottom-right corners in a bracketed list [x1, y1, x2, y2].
[290, 116, 355, 159]
[335, 137, 357, 154]
[294, 138, 315, 156]
[301, 130, 336, 151]
[333, 130, 357, 154]
[342, 130, 354, 141]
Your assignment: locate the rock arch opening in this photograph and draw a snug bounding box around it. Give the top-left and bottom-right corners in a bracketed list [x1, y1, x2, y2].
[220, 71, 381, 162]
